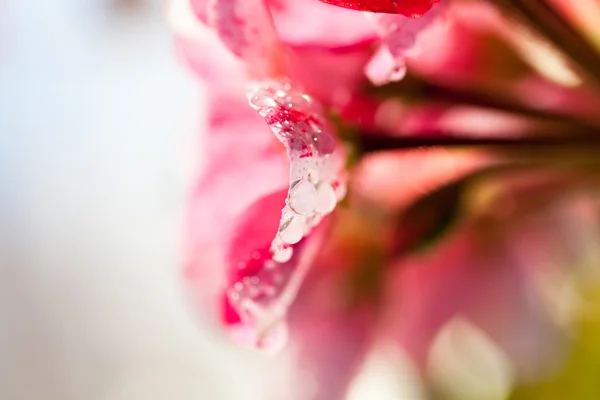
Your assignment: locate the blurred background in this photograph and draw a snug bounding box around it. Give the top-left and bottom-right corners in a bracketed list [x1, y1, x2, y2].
[0, 1, 268, 399]
[1, 1, 600, 400]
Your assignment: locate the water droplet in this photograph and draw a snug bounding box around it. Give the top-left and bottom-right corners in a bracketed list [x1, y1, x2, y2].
[308, 170, 320, 184]
[272, 246, 293, 263]
[249, 94, 278, 109]
[286, 95, 311, 110]
[312, 132, 335, 155]
[288, 179, 317, 215]
[278, 216, 305, 244]
[315, 183, 337, 215]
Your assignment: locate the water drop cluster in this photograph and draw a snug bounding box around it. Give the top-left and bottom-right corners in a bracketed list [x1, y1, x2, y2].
[226, 79, 346, 352]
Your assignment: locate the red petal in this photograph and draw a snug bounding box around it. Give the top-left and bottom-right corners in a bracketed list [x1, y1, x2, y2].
[319, 0, 439, 17]
[226, 189, 287, 284]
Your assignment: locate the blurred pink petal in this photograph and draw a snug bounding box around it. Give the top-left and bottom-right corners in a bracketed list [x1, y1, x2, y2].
[288, 287, 375, 400]
[206, 0, 285, 76]
[352, 148, 495, 210]
[189, 0, 209, 23]
[271, 0, 376, 46]
[288, 43, 374, 108]
[284, 214, 381, 400]
[385, 194, 598, 375]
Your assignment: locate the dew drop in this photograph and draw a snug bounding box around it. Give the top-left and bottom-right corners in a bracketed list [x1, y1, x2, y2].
[250, 94, 278, 108]
[288, 179, 317, 215]
[278, 216, 305, 244]
[312, 132, 335, 156]
[308, 169, 320, 184]
[315, 183, 337, 215]
[286, 94, 310, 110]
[272, 246, 293, 263]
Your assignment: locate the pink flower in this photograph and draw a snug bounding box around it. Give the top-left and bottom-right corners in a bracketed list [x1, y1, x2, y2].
[170, 0, 600, 398]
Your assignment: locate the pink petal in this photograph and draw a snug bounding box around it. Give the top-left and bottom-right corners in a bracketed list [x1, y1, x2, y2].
[352, 148, 495, 211]
[206, 0, 285, 76]
[283, 231, 378, 400]
[288, 42, 375, 108]
[384, 193, 598, 376]
[184, 90, 289, 323]
[221, 80, 348, 351]
[271, 0, 376, 47]
[189, 0, 209, 23]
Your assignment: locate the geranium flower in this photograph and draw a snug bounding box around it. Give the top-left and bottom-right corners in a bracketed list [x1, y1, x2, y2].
[169, 0, 600, 398]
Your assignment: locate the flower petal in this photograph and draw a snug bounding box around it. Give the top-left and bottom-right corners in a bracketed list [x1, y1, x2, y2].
[352, 148, 494, 211]
[271, 0, 376, 47]
[206, 0, 285, 76]
[384, 191, 598, 378]
[283, 227, 379, 400]
[320, 0, 439, 17]
[184, 92, 289, 323]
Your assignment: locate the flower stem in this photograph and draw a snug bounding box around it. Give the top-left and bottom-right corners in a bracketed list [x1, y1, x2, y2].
[489, 0, 600, 90]
[375, 74, 600, 130]
[360, 134, 600, 154]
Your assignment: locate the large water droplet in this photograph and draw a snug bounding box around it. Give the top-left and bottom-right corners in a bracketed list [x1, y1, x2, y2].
[278, 216, 305, 244]
[308, 169, 320, 184]
[315, 183, 337, 215]
[250, 93, 278, 109]
[313, 132, 335, 155]
[288, 179, 317, 215]
[286, 94, 310, 110]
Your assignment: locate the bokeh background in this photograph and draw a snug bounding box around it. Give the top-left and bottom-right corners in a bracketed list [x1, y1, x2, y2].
[0, 1, 263, 399]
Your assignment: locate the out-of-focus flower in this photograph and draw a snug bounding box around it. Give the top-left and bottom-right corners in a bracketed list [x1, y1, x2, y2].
[170, 0, 600, 399]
